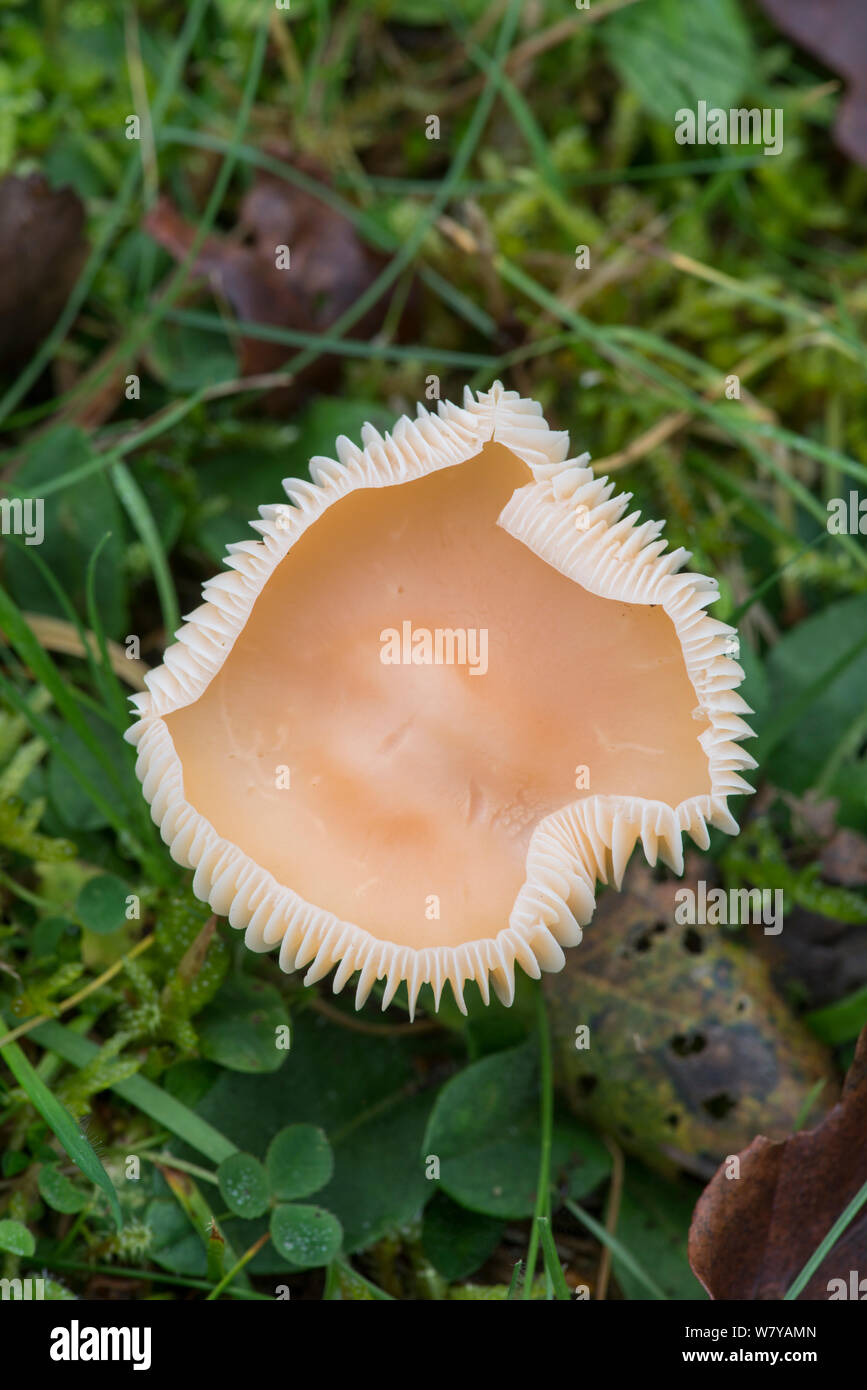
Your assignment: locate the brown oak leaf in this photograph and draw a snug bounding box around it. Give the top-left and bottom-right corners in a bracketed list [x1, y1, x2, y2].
[689, 1025, 867, 1299]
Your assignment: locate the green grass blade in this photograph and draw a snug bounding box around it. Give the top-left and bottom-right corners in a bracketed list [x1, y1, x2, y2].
[524, 989, 554, 1300]
[451, 3, 563, 197]
[4, 534, 108, 703]
[690, 455, 803, 548]
[160, 308, 499, 367]
[806, 986, 867, 1047]
[0, 672, 158, 872]
[784, 1178, 867, 1300]
[332, 154, 769, 199]
[85, 533, 136, 735]
[792, 1077, 830, 1132]
[109, 461, 181, 639]
[537, 1217, 572, 1300]
[757, 629, 867, 762]
[0, 1028, 122, 1230]
[24, 392, 218, 500]
[13, 3, 521, 507]
[160, 127, 395, 249]
[159, 1164, 251, 1292]
[21, 1255, 269, 1299]
[563, 1196, 667, 1300]
[157, 126, 529, 339]
[277, 0, 524, 385]
[741, 419, 867, 489]
[0, 584, 136, 807]
[121, 11, 271, 364]
[729, 531, 833, 625]
[35, 6, 270, 436]
[498, 255, 867, 570]
[31, 1020, 238, 1165]
[418, 267, 499, 337]
[333, 1257, 394, 1300]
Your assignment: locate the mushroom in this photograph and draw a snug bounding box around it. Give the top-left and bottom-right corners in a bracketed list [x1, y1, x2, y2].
[128, 383, 755, 1015]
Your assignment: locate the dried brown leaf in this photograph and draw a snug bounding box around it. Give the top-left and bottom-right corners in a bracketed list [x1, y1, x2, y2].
[0, 173, 88, 370]
[145, 151, 411, 410]
[821, 829, 867, 888]
[758, 0, 867, 166]
[689, 1026, 867, 1299]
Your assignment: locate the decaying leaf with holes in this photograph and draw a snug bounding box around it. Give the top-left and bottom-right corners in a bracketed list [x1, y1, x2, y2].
[545, 862, 837, 1178]
[689, 1025, 867, 1299]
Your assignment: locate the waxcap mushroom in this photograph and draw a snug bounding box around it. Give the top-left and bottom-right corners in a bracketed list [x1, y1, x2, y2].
[127, 383, 756, 1016]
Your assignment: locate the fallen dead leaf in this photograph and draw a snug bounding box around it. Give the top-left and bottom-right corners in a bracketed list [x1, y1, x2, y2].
[779, 789, 839, 843]
[821, 828, 867, 888]
[757, 0, 867, 167]
[689, 1025, 867, 1299]
[545, 859, 837, 1179]
[0, 172, 88, 371]
[145, 150, 413, 411]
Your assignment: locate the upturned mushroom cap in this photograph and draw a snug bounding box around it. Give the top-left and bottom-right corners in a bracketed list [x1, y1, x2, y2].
[127, 383, 756, 1016]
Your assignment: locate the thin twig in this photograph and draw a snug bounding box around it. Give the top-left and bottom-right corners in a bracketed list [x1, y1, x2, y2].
[596, 1134, 624, 1301]
[308, 995, 442, 1036]
[15, 613, 150, 690]
[444, 0, 643, 107]
[593, 332, 821, 474]
[0, 934, 155, 1050]
[139, 1152, 219, 1186]
[206, 1232, 270, 1301]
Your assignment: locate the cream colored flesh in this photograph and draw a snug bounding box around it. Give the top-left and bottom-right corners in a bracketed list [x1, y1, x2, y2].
[166, 443, 710, 950]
